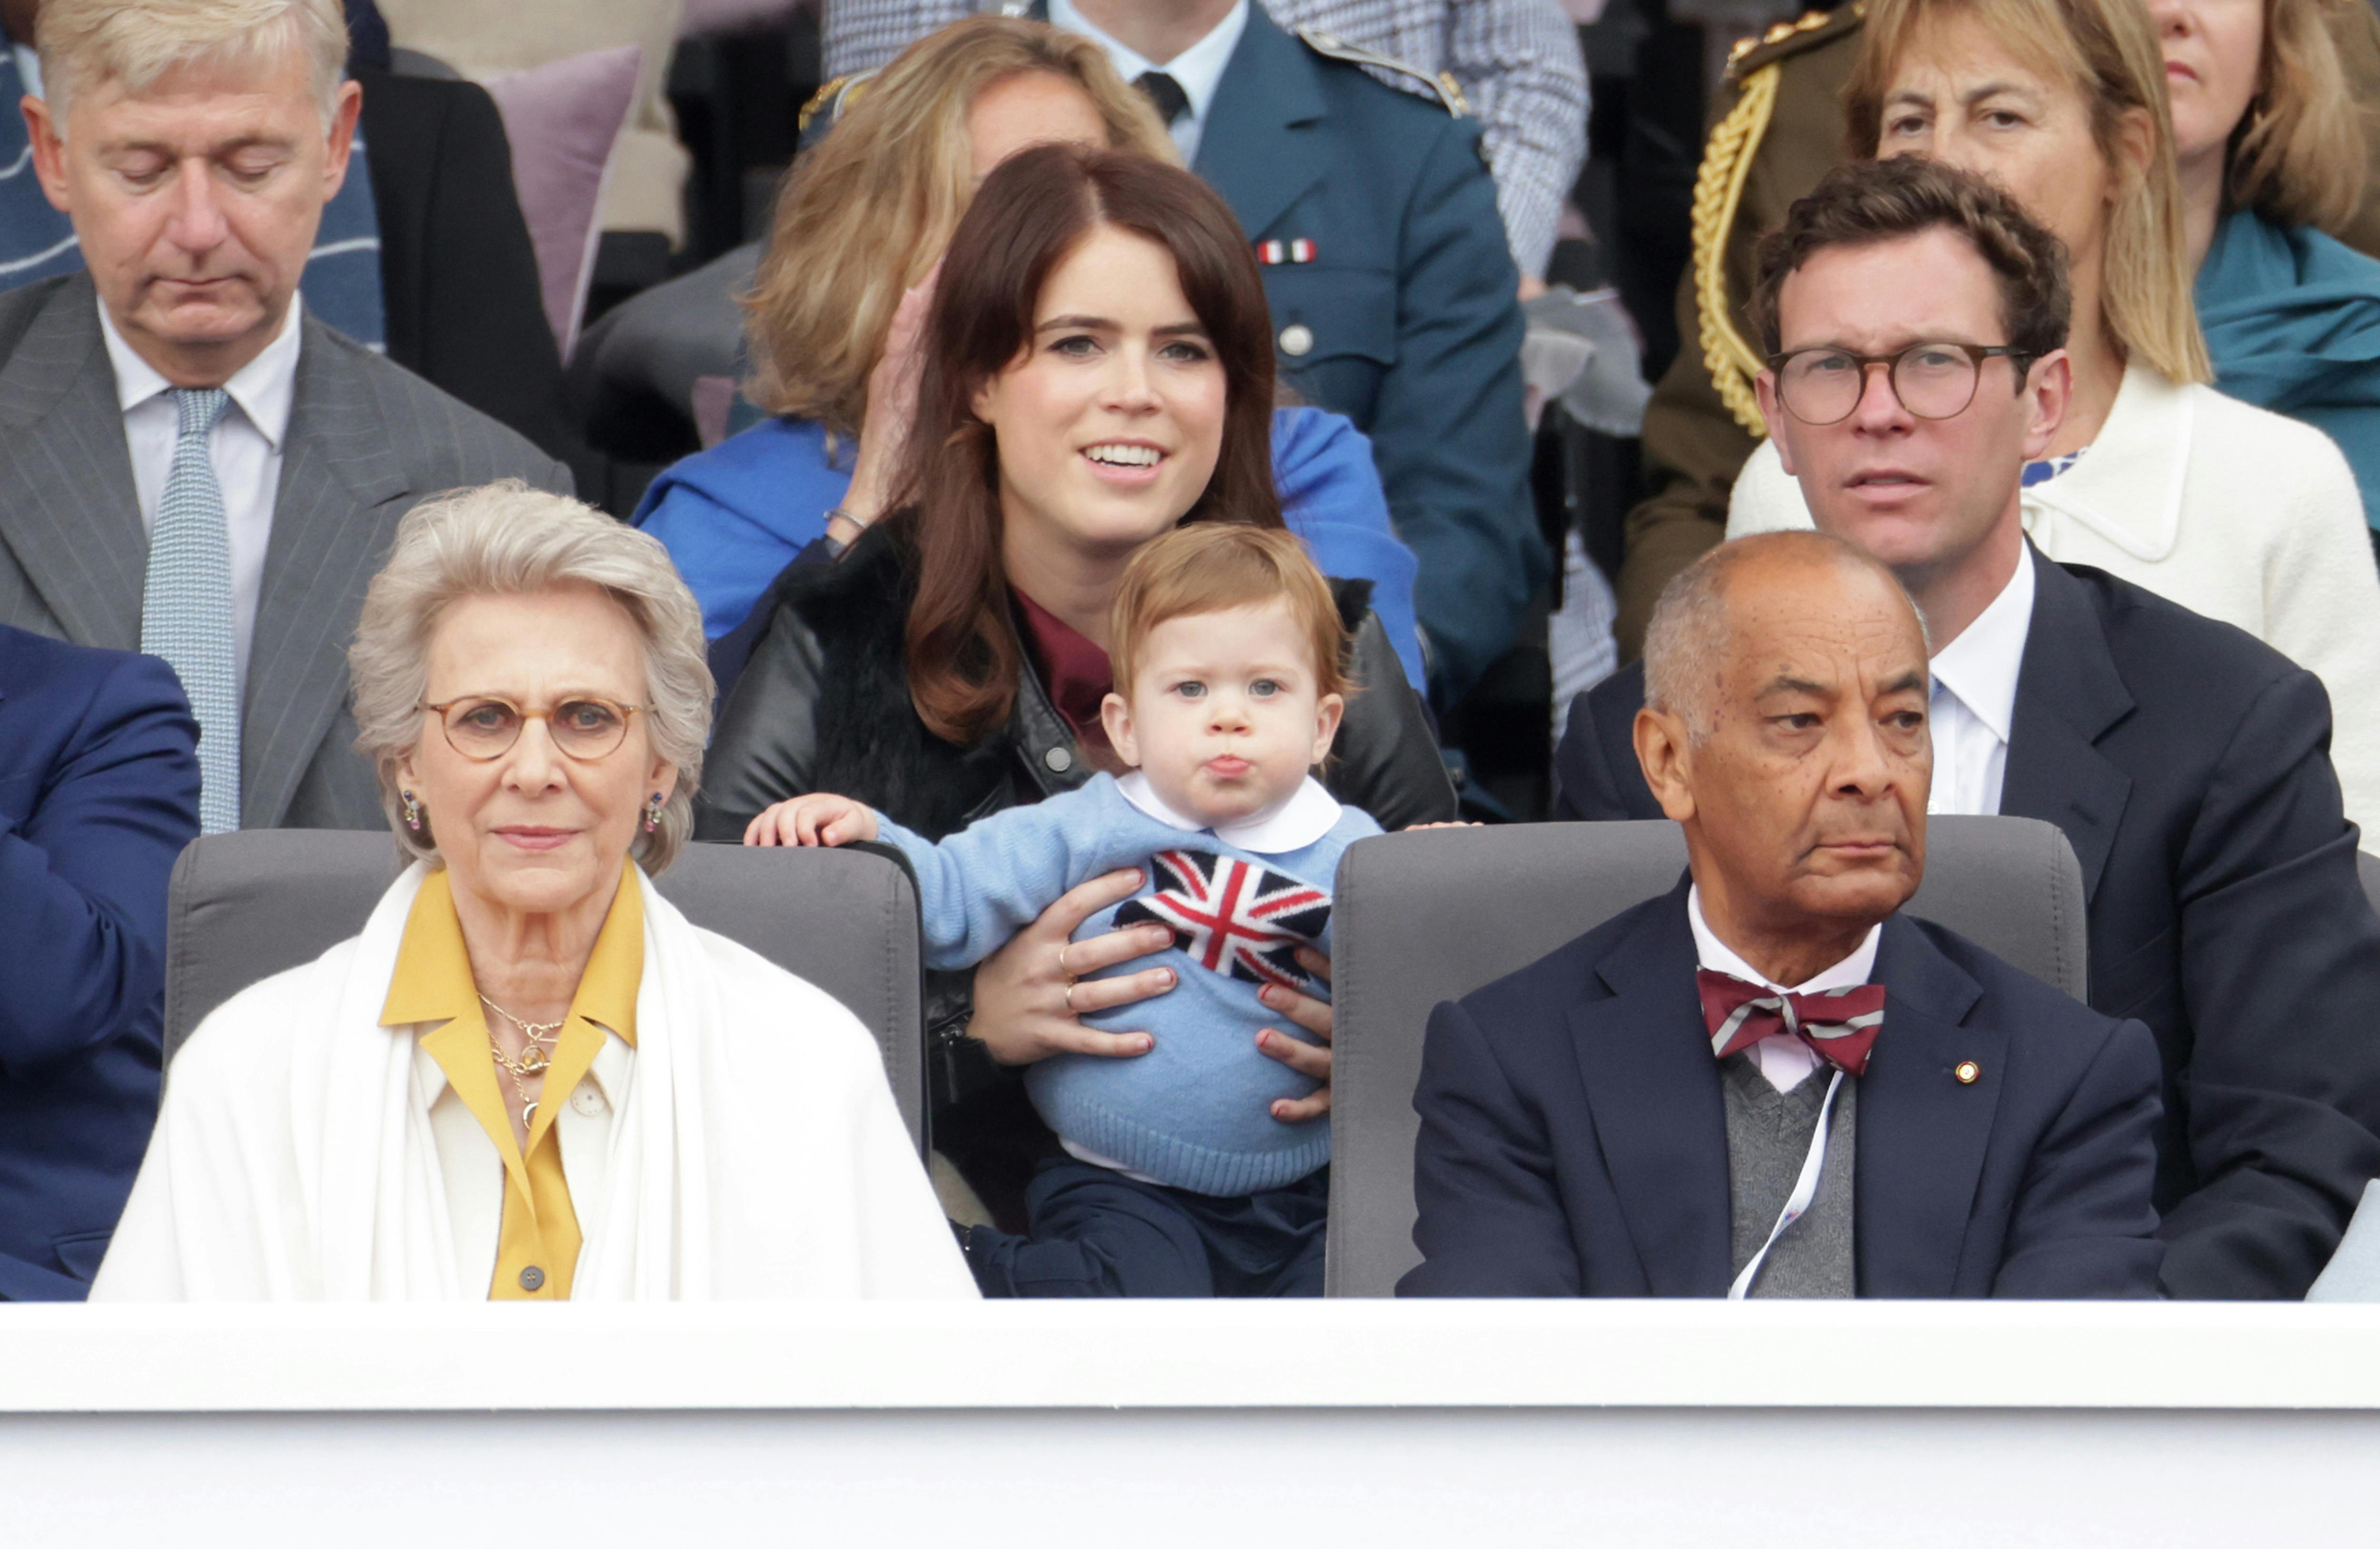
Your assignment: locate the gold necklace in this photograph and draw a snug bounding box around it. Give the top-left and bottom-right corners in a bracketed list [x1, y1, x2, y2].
[480, 994, 565, 1131]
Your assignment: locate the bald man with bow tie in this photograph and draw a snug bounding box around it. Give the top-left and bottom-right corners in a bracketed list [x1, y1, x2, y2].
[1399, 530, 2165, 1299]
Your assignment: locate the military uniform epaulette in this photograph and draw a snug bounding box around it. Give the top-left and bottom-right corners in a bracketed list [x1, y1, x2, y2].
[1691, 1, 1865, 436]
[1722, 1, 1864, 84]
[799, 71, 876, 135]
[1295, 26, 1469, 117]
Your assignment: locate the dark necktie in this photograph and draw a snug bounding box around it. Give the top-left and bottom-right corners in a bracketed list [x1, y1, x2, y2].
[1697, 969, 1887, 1077]
[1134, 70, 1191, 127]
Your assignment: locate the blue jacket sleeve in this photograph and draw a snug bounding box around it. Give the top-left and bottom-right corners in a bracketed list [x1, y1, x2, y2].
[1990, 1015, 2167, 1298]
[0, 653, 199, 1079]
[1398, 996, 1584, 1295]
[1374, 116, 1543, 702]
[1273, 406, 1427, 690]
[632, 418, 854, 641]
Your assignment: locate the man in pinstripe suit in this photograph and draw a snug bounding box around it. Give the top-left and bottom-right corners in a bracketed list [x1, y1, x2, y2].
[0, 0, 566, 833]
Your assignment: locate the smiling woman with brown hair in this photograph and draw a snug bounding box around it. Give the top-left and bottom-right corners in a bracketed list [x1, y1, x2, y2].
[699, 144, 1451, 1230]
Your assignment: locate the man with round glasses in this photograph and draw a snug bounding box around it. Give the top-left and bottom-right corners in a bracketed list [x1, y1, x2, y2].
[1556, 156, 2380, 1300]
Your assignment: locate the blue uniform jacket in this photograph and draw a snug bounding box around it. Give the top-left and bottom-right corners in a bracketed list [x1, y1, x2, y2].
[635, 404, 1429, 689]
[1193, 7, 1542, 701]
[0, 626, 199, 1300]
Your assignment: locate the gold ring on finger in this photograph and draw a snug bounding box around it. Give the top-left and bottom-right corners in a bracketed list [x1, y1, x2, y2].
[1063, 981, 1078, 1014]
[1056, 944, 1071, 976]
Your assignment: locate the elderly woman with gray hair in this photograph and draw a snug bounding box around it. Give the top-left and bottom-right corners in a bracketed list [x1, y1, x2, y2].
[93, 484, 974, 1301]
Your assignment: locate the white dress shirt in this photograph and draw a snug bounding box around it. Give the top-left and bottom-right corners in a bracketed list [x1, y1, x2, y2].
[99, 292, 300, 692]
[1925, 544, 2035, 817]
[1048, 0, 1250, 166]
[1687, 884, 1880, 1094]
[416, 1029, 635, 1293]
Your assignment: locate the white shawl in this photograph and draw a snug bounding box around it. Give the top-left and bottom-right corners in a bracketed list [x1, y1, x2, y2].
[91, 864, 977, 1301]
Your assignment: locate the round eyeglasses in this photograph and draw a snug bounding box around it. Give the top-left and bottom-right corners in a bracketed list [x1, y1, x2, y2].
[420, 696, 652, 762]
[1767, 341, 2032, 426]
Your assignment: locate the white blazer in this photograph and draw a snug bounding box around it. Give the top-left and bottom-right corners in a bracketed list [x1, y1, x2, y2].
[1727, 363, 2380, 843]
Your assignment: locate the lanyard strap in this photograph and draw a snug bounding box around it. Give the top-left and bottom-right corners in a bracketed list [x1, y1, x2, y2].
[1727, 1067, 1845, 1301]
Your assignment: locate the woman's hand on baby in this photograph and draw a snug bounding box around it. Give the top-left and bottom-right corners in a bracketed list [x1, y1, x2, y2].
[1259, 946, 1334, 1122]
[744, 794, 880, 847]
[969, 868, 1177, 1065]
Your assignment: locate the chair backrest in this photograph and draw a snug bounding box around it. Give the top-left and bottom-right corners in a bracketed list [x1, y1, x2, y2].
[163, 831, 927, 1148]
[1325, 815, 2089, 1297]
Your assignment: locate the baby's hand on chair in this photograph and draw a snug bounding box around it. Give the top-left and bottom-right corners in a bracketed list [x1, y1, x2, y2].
[745, 794, 880, 847]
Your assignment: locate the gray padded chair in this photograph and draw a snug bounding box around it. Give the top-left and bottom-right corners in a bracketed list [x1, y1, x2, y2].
[1326, 815, 2089, 1296]
[2360, 850, 2380, 921]
[162, 831, 928, 1148]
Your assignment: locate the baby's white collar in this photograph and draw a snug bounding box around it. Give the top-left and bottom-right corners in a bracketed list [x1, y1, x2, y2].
[1115, 771, 1343, 854]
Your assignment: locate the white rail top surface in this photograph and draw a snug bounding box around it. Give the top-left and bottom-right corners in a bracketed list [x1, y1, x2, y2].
[4, 1298, 2376, 1412]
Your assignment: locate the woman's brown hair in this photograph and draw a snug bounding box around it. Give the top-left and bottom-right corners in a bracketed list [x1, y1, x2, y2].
[740, 18, 1173, 436]
[899, 142, 1284, 745]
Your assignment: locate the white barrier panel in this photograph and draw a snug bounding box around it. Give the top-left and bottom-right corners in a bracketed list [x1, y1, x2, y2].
[5, 1301, 2377, 1544]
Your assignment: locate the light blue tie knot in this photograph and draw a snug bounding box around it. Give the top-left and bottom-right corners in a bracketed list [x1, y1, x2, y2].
[143, 386, 242, 834]
[174, 386, 230, 440]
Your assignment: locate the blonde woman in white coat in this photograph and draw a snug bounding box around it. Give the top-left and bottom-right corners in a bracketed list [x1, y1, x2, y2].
[1723, 0, 2380, 840]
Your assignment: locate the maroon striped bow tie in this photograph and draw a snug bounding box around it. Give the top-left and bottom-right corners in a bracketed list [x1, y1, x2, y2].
[1696, 970, 1888, 1077]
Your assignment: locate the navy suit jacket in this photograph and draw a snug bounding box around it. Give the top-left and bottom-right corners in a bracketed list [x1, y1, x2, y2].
[1554, 554, 2380, 1298]
[1192, 6, 1539, 700]
[0, 626, 198, 1300]
[1399, 882, 2166, 1297]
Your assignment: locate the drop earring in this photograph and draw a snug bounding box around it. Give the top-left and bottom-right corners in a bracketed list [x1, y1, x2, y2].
[401, 789, 422, 830]
[643, 793, 664, 832]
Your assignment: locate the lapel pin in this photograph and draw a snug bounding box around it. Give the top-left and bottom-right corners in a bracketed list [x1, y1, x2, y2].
[1954, 1060, 1982, 1085]
[1256, 238, 1318, 266]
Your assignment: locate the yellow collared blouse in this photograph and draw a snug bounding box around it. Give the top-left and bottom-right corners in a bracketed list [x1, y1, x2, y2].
[379, 864, 643, 1300]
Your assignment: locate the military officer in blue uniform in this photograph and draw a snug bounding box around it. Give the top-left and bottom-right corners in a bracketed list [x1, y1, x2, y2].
[1190, 6, 1541, 704]
[813, 0, 1541, 705]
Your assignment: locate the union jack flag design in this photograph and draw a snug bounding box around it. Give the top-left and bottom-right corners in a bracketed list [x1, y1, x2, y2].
[1113, 849, 1331, 990]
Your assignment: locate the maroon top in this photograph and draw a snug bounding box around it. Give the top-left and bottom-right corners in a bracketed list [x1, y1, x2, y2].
[1012, 588, 1115, 761]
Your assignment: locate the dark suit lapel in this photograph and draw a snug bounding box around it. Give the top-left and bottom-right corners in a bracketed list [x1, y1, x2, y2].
[0, 274, 148, 649]
[1570, 884, 1734, 1294]
[1854, 915, 2001, 1297]
[1999, 549, 2133, 903]
[241, 315, 411, 827]
[1193, 7, 1327, 241]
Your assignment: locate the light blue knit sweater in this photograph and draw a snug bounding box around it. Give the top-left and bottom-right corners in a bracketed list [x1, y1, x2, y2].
[873, 774, 1381, 1195]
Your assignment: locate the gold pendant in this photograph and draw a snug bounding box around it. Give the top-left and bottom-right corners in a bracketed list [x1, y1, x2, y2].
[517, 1046, 550, 1075]
[522, 1100, 538, 1130]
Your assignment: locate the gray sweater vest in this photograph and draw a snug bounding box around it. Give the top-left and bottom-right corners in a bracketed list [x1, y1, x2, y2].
[1722, 1053, 1857, 1297]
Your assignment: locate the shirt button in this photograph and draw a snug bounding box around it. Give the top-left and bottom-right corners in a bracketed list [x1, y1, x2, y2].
[1044, 746, 1074, 773]
[518, 1265, 546, 1292]
[1279, 324, 1314, 357]
[571, 1085, 605, 1116]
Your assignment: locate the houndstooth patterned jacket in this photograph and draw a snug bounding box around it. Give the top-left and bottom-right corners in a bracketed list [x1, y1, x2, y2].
[822, 0, 1587, 276]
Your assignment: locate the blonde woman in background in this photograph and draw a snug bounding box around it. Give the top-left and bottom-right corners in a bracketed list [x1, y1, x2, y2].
[2169, 0, 2380, 538]
[1725, 0, 2380, 840]
[92, 485, 974, 1301]
[631, 16, 1429, 691]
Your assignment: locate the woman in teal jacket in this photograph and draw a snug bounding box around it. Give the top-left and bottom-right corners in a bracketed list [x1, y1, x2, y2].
[2169, 0, 2380, 540]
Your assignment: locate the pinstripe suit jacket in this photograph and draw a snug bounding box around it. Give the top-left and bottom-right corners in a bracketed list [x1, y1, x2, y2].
[0, 273, 572, 831]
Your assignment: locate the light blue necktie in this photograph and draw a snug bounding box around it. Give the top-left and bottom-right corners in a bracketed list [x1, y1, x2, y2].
[141, 387, 241, 834]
